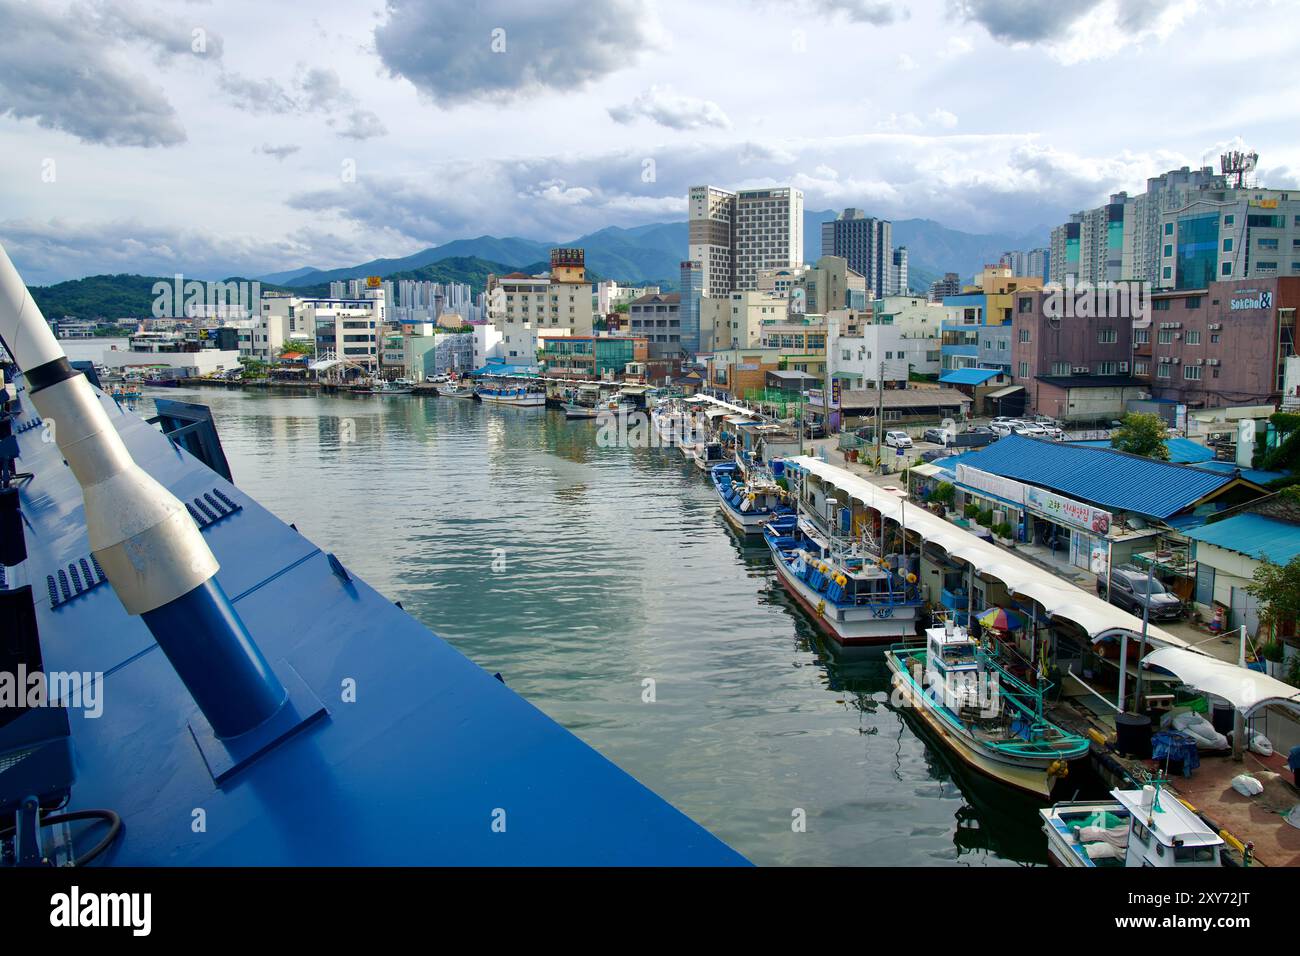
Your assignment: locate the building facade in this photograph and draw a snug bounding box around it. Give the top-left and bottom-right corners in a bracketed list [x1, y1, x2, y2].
[1144, 277, 1299, 408]
[628, 292, 682, 358]
[820, 208, 905, 298]
[687, 184, 804, 295]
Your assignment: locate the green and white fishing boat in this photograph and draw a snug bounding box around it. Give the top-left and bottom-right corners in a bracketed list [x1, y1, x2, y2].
[885, 618, 1090, 798]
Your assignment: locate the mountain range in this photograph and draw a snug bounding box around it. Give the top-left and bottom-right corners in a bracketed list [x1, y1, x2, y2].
[31, 213, 1048, 319]
[267, 212, 1048, 294]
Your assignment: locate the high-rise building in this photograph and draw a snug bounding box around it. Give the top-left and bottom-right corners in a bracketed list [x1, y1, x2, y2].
[1157, 187, 1300, 290]
[1048, 166, 1226, 285]
[891, 247, 909, 295]
[821, 209, 908, 298]
[688, 185, 737, 296]
[687, 184, 804, 295]
[679, 260, 703, 355]
[998, 248, 1049, 282]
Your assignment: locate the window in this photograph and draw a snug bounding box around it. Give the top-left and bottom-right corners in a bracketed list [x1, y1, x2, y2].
[1222, 238, 1233, 253]
[1185, 296, 1201, 309]
[1134, 360, 1150, 376]
[1098, 362, 1118, 375]
[1018, 361, 1029, 377]
[1163, 244, 1173, 257]
[1260, 238, 1279, 251]
[1018, 328, 1031, 343]
[1098, 328, 1117, 344]
[1222, 262, 1233, 276]
[1184, 365, 1203, 380]
[1223, 214, 1235, 227]
[1051, 362, 1070, 376]
[1134, 329, 1150, 344]
[1164, 222, 1174, 235]
[1211, 333, 1220, 344]
[1157, 365, 1172, 379]
[1153, 299, 1171, 311]
[1163, 266, 1172, 280]
[1258, 261, 1278, 271]
[1186, 330, 1201, 345]
[1158, 330, 1174, 344]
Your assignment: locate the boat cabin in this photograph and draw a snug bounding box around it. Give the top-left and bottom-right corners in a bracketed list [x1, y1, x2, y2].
[1111, 786, 1223, 868]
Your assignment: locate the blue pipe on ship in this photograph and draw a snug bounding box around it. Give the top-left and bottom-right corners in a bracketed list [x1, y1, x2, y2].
[0, 243, 287, 740]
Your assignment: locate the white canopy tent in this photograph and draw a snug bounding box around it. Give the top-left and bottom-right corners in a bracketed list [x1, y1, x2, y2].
[786, 455, 1189, 647]
[1143, 647, 1300, 717]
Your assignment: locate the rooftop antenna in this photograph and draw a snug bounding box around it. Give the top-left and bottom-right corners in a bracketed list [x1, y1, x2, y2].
[1219, 150, 1258, 189]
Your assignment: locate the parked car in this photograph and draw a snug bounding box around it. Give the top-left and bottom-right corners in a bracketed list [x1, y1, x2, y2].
[854, 426, 876, 443]
[884, 430, 913, 449]
[966, 425, 995, 435]
[990, 419, 1023, 436]
[1096, 565, 1184, 621]
[1012, 422, 1049, 437]
[922, 427, 952, 445]
[803, 420, 827, 439]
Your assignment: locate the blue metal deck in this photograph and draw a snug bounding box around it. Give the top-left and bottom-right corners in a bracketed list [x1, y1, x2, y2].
[7, 381, 747, 865]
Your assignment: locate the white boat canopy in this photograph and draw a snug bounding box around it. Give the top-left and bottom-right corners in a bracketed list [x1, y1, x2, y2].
[786, 455, 1190, 646]
[1142, 647, 1300, 716]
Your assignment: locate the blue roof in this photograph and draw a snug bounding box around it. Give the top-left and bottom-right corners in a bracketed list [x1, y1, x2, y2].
[953, 435, 1242, 519]
[1195, 459, 1288, 485]
[939, 368, 1002, 386]
[1071, 437, 1216, 465]
[1185, 513, 1300, 565]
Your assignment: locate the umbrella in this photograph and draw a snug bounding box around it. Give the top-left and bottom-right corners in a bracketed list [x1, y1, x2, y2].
[977, 607, 1024, 631]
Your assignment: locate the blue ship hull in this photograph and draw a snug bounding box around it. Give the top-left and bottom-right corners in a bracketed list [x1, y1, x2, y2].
[2, 379, 747, 866]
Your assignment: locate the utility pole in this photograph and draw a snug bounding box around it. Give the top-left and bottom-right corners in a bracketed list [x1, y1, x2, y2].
[875, 360, 884, 473]
[1132, 559, 1154, 713]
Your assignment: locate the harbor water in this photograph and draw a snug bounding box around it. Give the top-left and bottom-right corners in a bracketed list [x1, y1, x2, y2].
[76, 345, 1049, 865]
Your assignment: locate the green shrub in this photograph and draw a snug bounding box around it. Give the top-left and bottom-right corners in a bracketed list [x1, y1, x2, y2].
[932, 481, 956, 506]
[977, 509, 993, 527]
[964, 503, 980, 519]
[994, 522, 1013, 539]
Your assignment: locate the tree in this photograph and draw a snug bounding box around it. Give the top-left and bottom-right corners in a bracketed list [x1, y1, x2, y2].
[1110, 412, 1170, 460]
[279, 339, 316, 357]
[1247, 554, 1300, 643]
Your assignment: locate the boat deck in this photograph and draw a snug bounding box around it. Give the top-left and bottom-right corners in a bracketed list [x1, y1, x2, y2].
[1049, 697, 1300, 866]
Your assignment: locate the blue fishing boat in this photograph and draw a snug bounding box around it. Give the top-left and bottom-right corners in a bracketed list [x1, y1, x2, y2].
[885, 619, 1090, 798]
[0, 245, 746, 867]
[765, 457, 925, 645]
[710, 461, 792, 535]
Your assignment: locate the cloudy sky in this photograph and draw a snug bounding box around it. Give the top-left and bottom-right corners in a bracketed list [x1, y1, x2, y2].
[2, 0, 1298, 284]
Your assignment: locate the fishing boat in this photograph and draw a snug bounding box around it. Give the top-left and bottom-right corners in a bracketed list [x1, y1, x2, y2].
[477, 383, 546, 407]
[710, 461, 792, 535]
[885, 619, 1090, 798]
[562, 384, 604, 418]
[108, 384, 143, 402]
[436, 378, 476, 398]
[692, 440, 728, 471]
[1040, 784, 1225, 867]
[353, 378, 413, 395]
[763, 512, 925, 646]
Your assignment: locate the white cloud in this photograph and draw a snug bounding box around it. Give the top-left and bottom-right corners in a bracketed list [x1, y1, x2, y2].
[609, 86, 732, 130]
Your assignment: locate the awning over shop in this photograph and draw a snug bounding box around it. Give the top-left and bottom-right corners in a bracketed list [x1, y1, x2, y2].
[1143, 647, 1300, 716]
[987, 385, 1024, 399]
[786, 455, 1191, 646]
